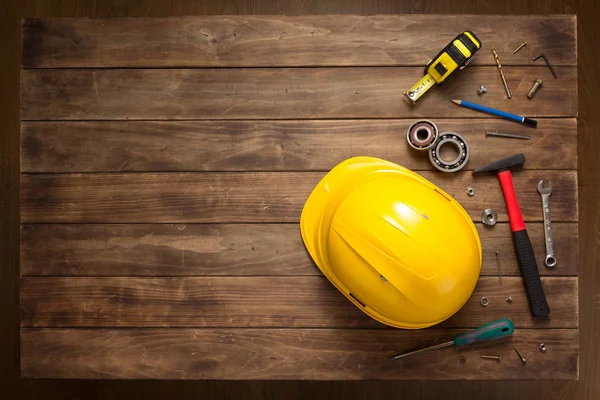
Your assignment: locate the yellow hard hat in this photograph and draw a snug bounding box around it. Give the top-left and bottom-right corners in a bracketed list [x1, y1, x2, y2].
[300, 156, 481, 329]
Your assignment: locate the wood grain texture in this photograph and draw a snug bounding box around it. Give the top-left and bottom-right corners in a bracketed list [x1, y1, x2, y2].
[20, 171, 578, 223]
[20, 119, 578, 172]
[21, 15, 577, 68]
[20, 67, 577, 120]
[20, 223, 578, 277]
[20, 276, 578, 328]
[20, 328, 578, 380]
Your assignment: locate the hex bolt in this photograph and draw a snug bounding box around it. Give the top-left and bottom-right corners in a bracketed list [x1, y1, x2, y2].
[527, 79, 543, 99]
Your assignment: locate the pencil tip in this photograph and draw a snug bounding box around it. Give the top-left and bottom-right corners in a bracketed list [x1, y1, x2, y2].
[451, 99, 461, 105]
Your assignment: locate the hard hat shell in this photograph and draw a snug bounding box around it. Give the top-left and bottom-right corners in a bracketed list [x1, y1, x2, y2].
[300, 157, 481, 329]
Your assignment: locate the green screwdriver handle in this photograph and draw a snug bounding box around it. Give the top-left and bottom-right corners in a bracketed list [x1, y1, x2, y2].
[454, 318, 514, 347]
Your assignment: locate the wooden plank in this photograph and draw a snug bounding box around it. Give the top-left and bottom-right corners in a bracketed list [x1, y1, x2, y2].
[20, 171, 578, 223]
[21, 16, 577, 68]
[20, 223, 578, 277]
[20, 119, 578, 172]
[20, 276, 578, 328]
[20, 67, 577, 120]
[21, 328, 578, 380]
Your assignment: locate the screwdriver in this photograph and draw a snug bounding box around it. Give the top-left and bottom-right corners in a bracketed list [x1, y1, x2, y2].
[389, 319, 514, 361]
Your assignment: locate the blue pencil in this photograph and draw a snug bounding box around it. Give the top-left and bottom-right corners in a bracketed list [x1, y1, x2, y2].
[451, 99, 537, 127]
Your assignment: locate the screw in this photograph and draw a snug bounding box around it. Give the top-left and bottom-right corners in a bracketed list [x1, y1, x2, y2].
[477, 85, 487, 95]
[512, 41, 527, 54]
[460, 356, 466, 364]
[527, 79, 543, 99]
[514, 347, 527, 364]
[480, 355, 501, 361]
[485, 131, 531, 140]
[506, 296, 513, 302]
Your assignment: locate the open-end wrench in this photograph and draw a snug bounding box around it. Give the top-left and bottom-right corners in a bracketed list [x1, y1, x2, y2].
[537, 180, 557, 267]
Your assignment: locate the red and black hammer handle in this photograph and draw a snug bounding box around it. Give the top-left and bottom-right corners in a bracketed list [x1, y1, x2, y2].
[498, 170, 551, 318]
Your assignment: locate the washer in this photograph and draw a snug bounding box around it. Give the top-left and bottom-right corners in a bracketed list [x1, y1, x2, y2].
[481, 208, 498, 226]
[429, 132, 470, 172]
[480, 297, 489, 307]
[407, 120, 439, 150]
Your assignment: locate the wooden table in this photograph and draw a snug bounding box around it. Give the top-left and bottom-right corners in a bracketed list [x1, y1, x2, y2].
[19, 15, 578, 380]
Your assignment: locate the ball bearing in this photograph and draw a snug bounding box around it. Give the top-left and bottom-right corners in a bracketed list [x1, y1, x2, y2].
[429, 132, 470, 173]
[407, 120, 439, 150]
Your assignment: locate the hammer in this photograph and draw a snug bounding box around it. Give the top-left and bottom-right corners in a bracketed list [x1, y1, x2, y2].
[474, 154, 550, 318]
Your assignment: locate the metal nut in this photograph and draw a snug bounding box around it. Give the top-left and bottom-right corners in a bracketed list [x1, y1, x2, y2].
[467, 187, 475, 196]
[481, 209, 498, 226]
[540, 343, 546, 352]
[480, 297, 489, 307]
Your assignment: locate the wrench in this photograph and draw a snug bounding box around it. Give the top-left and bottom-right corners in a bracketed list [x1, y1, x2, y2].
[537, 180, 557, 267]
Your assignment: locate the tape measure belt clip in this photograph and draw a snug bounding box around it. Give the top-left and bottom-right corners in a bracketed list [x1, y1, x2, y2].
[424, 31, 480, 79]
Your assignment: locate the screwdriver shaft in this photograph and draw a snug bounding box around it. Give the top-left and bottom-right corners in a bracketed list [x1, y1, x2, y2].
[389, 341, 454, 361]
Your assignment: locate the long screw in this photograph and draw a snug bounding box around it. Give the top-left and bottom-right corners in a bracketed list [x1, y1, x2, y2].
[481, 355, 501, 362]
[485, 131, 530, 140]
[514, 347, 527, 364]
[512, 41, 527, 54]
[492, 48, 512, 99]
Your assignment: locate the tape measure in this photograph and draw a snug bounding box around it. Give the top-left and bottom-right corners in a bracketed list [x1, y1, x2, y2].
[404, 31, 482, 104]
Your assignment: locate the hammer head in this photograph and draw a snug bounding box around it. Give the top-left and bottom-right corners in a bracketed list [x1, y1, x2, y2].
[473, 154, 526, 174]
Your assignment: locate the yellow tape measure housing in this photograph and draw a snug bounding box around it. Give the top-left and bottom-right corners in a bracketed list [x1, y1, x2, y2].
[405, 31, 481, 104]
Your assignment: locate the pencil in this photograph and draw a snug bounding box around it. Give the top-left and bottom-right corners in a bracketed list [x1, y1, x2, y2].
[451, 99, 537, 127]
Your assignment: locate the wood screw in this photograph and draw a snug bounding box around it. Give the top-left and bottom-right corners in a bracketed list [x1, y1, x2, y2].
[481, 355, 501, 361]
[514, 347, 527, 364]
[512, 41, 527, 54]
